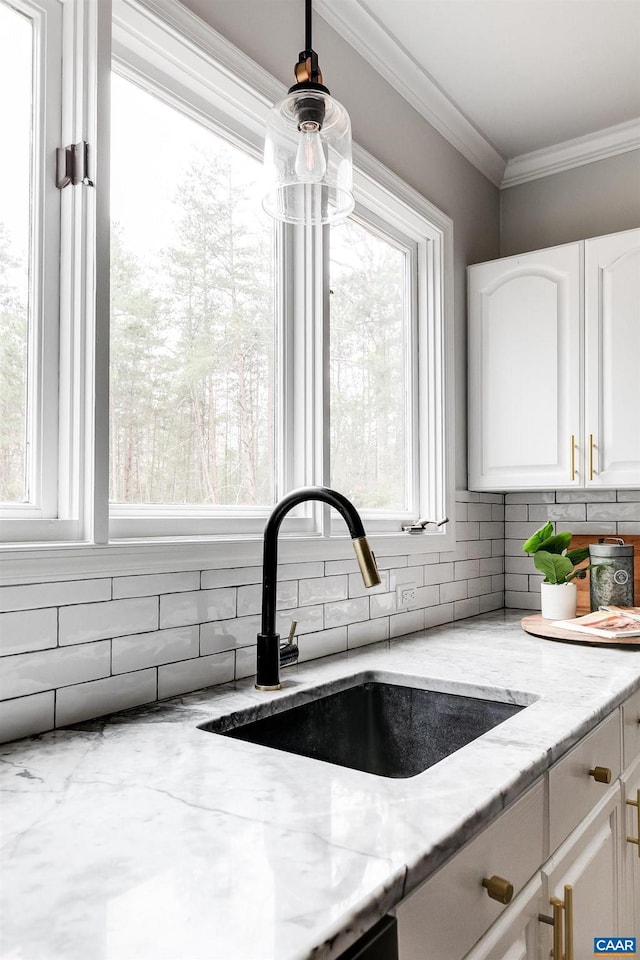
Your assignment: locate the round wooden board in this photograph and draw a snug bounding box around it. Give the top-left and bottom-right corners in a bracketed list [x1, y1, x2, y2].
[521, 613, 640, 649]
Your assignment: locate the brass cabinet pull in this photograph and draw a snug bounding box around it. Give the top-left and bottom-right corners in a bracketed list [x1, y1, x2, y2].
[570, 434, 576, 481]
[588, 433, 595, 480]
[481, 875, 513, 904]
[627, 788, 640, 859]
[539, 885, 574, 960]
[589, 765, 612, 784]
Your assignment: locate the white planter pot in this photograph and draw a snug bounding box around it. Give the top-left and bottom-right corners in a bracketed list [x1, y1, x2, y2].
[540, 581, 577, 620]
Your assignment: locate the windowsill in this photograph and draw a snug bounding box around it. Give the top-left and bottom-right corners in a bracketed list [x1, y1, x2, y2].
[0, 526, 455, 585]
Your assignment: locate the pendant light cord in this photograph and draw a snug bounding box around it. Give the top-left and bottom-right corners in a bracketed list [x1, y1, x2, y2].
[305, 0, 312, 53]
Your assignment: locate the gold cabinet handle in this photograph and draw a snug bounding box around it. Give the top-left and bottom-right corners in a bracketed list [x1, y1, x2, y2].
[627, 788, 640, 859]
[482, 875, 513, 904]
[589, 765, 612, 784]
[588, 433, 595, 480]
[570, 434, 576, 481]
[539, 885, 574, 960]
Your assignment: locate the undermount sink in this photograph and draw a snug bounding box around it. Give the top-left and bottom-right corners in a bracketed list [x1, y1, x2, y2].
[199, 674, 529, 779]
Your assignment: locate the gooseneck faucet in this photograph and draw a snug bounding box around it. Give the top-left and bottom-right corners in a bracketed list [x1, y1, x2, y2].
[256, 486, 381, 691]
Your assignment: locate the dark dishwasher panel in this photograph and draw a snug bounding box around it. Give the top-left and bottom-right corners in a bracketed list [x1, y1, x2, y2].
[337, 915, 398, 959]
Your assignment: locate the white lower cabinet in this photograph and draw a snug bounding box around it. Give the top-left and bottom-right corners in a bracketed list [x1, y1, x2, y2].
[622, 756, 640, 937]
[542, 787, 621, 958]
[396, 694, 640, 960]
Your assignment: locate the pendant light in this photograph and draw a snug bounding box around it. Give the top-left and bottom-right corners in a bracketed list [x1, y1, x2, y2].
[262, 0, 354, 225]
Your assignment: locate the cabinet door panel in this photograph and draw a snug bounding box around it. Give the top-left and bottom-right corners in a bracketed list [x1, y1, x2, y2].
[543, 789, 621, 958]
[468, 244, 581, 490]
[622, 758, 640, 938]
[585, 229, 640, 488]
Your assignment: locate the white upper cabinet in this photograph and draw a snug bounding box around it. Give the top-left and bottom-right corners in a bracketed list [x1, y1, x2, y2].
[468, 228, 640, 491]
[585, 230, 640, 488]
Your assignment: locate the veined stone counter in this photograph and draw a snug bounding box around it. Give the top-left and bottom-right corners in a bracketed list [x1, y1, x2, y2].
[2, 610, 640, 960]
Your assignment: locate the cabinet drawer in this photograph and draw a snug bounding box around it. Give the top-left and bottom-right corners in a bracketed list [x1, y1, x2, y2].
[396, 780, 544, 960]
[623, 687, 640, 770]
[549, 710, 621, 851]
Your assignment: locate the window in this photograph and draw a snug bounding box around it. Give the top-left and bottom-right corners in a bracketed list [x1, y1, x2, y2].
[329, 215, 415, 514]
[0, 0, 63, 536]
[0, 0, 453, 557]
[110, 74, 276, 510]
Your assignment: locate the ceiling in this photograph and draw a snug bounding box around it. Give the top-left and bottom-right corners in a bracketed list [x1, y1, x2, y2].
[316, 0, 640, 186]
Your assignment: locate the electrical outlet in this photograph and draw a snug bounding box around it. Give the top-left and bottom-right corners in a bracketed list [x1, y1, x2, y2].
[397, 585, 417, 607]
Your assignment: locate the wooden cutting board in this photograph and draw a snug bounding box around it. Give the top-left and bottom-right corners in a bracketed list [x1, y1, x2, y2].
[521, 613, 640, 648]
[570, 534, 640, 614]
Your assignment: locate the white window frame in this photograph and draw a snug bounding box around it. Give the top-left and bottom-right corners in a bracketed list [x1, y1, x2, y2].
[0, 0, 455, 576]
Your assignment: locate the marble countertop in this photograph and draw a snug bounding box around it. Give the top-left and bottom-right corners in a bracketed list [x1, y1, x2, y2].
[3, 609, 640, 960]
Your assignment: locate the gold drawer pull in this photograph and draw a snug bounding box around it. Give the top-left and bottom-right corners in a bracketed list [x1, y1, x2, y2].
[589, 433, 595, 480]
[539, 884, 574, 960]
[589, 766, 612, 784]
[570, 434, 576, 481]
[627, 788, 640, 859]
[482, 875, 513, 904]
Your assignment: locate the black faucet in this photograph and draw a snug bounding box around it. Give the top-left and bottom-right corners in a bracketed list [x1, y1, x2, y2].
[256, 486, 381, 691]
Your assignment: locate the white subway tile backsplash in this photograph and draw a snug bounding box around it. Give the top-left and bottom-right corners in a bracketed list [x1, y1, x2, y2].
[390, 609, 424, 638]
[236, 581, 296, 618]
[555, 489, 616, 502]
[422, 563, 454, 585]
[235, 644, 257, 680]
[0, 579, 111, 613]
[201, 615, 261, 655]
[454, 559, 480, 581]
[454, 598, 481, 620]
[505, 492, 555, 504]
[618, 490, 640, 501]
[587, 501, 640, 521]
[324, 596, 369, 628]
[157, 651, 234, 699]
[0, 641, 111, 701]
[60, 597, 158, 645]
[468, 503, 492, 522]
[0, 692, 54, 744]
[201, 566, 261, 589]
[297, 626, 347, 663]
[160, 588, 235, 628]
[278, 561, 325, 581]
[480, 593, 504, 613]
[369, 591, 397, 618]
[113, 572, 199, 599]
[0, 608, 57, 657]
[56, 670, 157, 727]
[440, 580, 468, 603]
[299, 575, 347, 606]
[347, 617, 389, 648]
[10, 487, 632, 743]
[467, 576, 493, 598]
[112, 626, 199, 674]
[424, 603, 455, 628]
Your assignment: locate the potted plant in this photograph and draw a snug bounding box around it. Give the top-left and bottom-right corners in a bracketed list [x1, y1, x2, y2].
[522, 522, 594, 620]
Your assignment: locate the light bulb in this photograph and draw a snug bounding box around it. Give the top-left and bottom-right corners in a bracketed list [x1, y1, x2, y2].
[294, 121, 327, 182]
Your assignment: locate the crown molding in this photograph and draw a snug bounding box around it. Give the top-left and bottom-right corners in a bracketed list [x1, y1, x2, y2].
[502, 118, 640, 188]
[315, 0, 506, 187]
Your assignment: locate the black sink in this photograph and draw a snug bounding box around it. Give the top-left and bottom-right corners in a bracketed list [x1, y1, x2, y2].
[199, 679, 525, 779]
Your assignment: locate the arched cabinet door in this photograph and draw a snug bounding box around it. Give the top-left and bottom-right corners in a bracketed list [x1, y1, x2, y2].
[468, 243, 581, 491]
[585, 229, 640, 488]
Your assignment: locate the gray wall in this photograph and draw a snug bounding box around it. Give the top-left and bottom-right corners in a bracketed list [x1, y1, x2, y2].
[180, 0, 501, 489]
[500, 150, 640, 256]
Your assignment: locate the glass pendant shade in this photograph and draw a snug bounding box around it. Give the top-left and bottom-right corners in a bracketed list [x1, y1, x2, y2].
[263, 89, 354, 225]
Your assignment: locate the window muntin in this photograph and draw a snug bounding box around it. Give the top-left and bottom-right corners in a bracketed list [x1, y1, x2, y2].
[0, 3, 33, 504]
[329, 216, 414, 513]
[109, 73, 276, 509]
